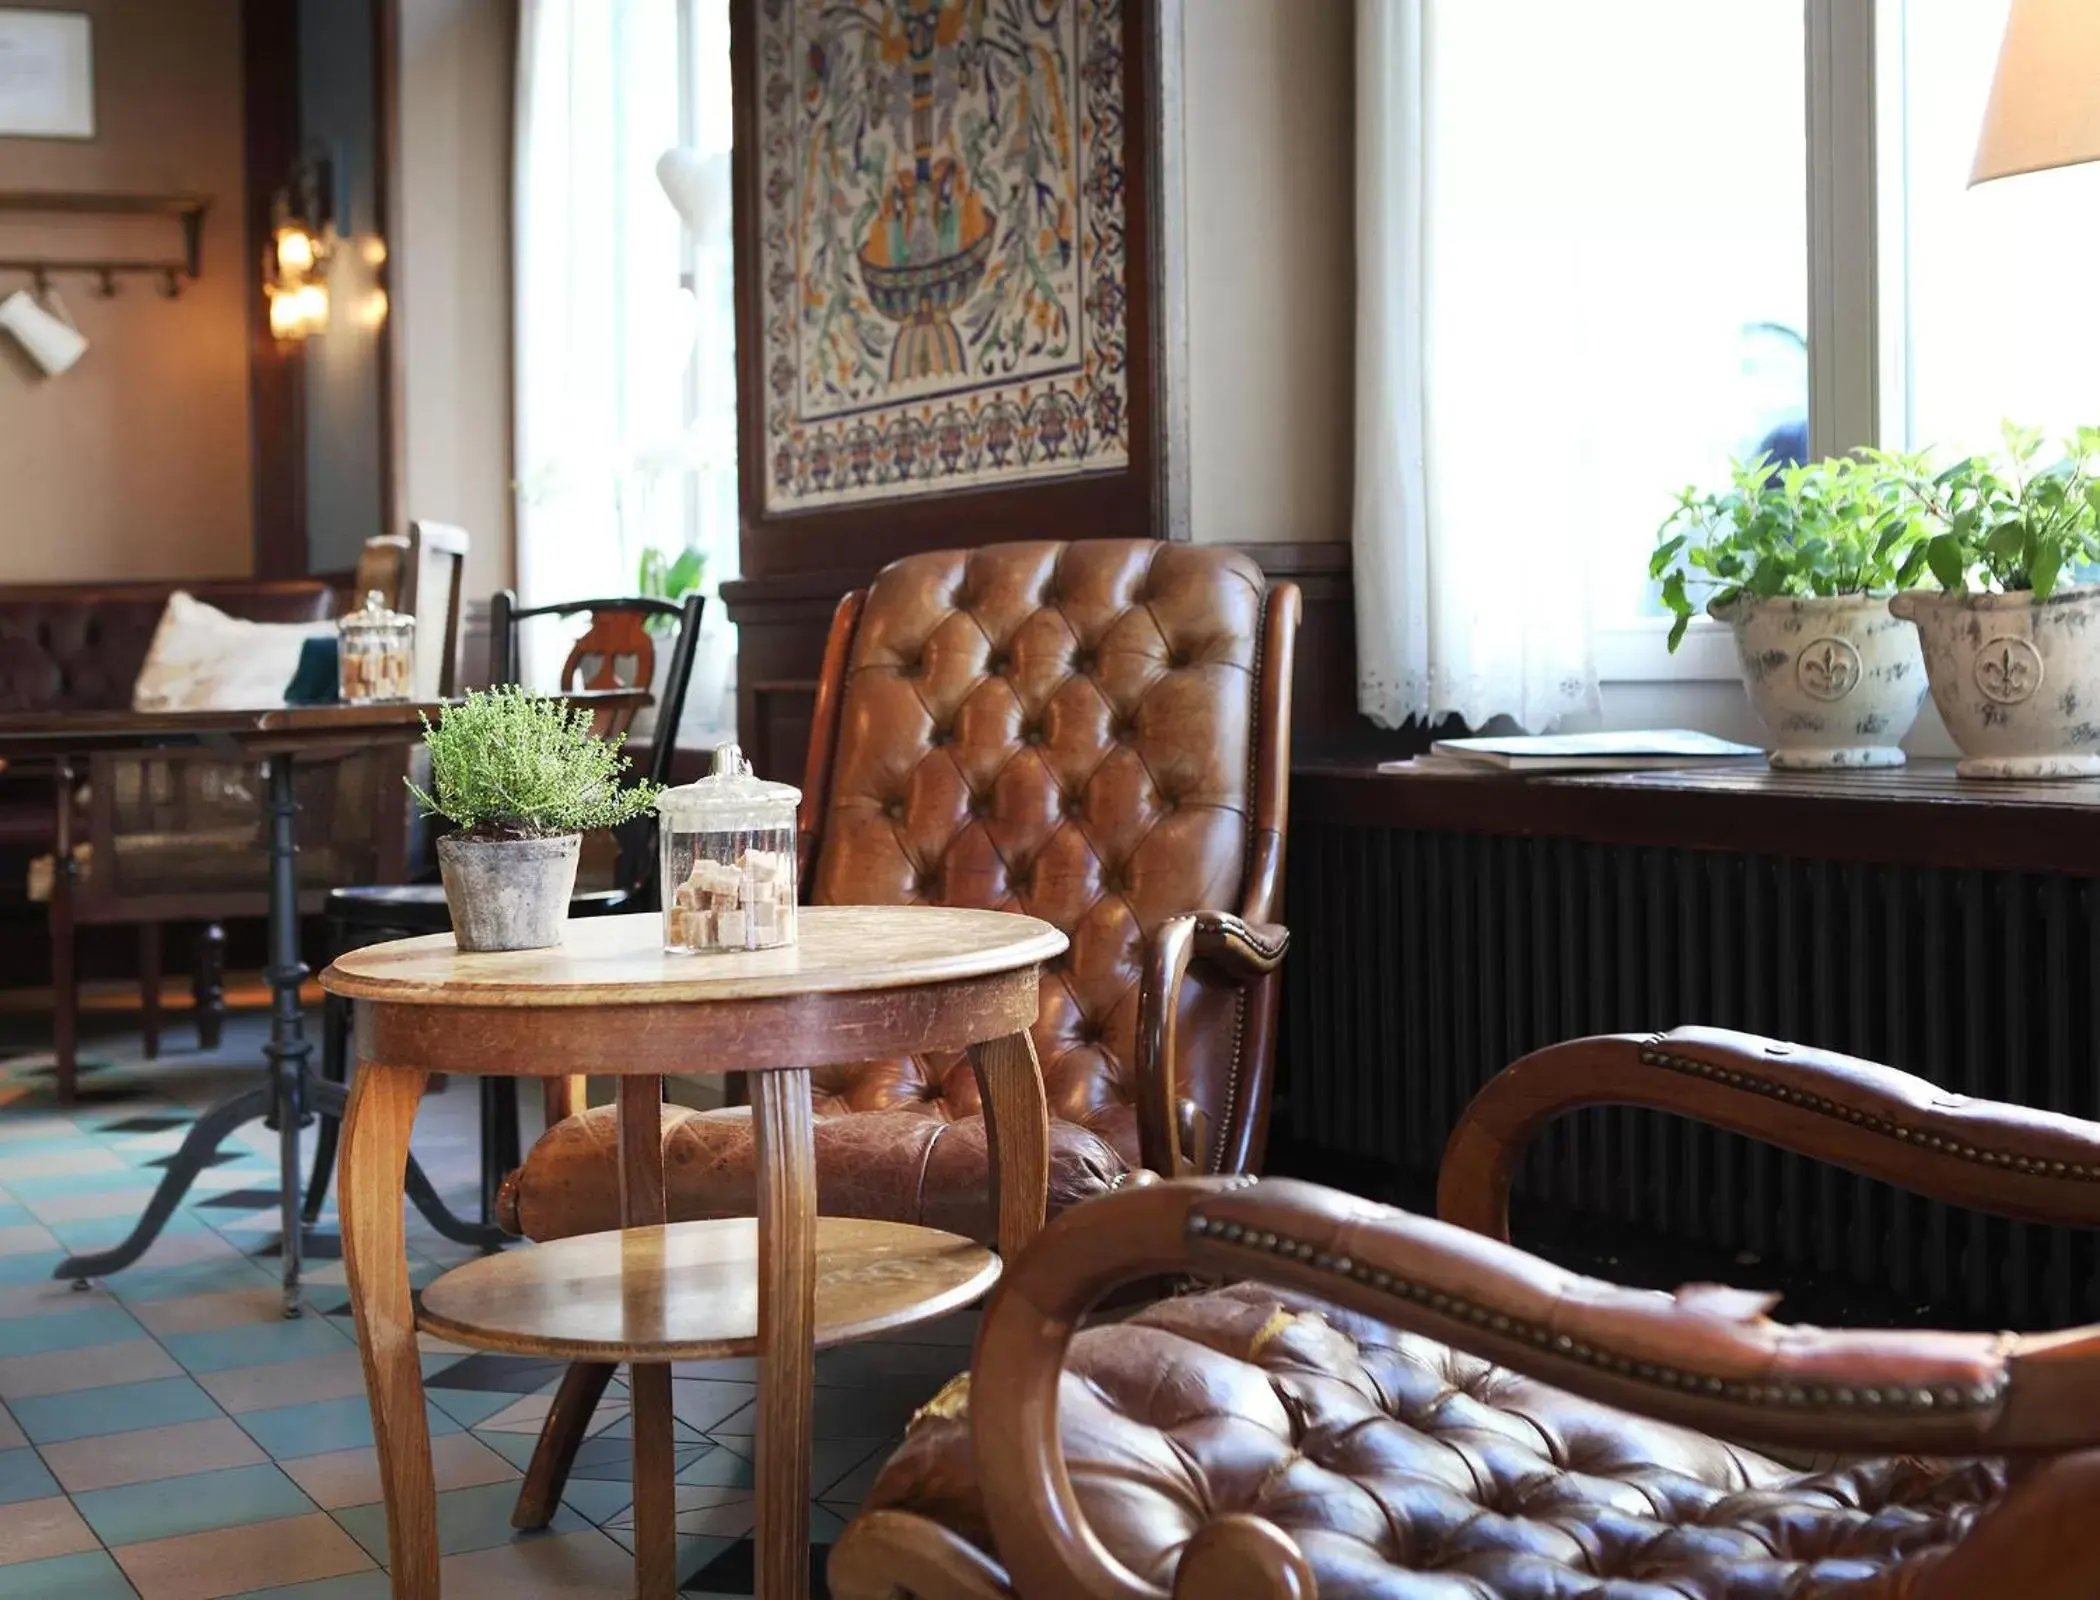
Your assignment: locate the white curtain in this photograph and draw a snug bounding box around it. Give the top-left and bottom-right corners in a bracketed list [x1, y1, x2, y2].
[513, 0, 738, 733]
[1352, 0, 1601, 733]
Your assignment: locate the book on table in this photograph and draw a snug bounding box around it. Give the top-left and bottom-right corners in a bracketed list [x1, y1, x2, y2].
[1379, 729, 1765, 775]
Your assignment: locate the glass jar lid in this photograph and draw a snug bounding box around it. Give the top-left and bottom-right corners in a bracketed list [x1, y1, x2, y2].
[337, 589, 415, 639]
[657, 743, 801, 831]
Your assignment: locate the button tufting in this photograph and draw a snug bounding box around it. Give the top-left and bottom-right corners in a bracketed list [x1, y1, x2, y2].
[1022, 725, 1044, 746]
[930, 726, 952, 748]
[987, 653, 1010, 676]
[1062, 792, 1083, 817]
[884, 799, 905, 820]
[1072, 649, 1096, 672]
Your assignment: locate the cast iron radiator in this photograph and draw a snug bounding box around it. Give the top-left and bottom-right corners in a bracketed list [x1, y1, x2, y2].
[1281, 823, 2100, 1329]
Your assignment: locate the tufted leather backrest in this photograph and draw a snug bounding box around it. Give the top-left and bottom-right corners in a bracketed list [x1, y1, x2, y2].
[803, 541, 1279, 1167]
[0, 581, 337, 714]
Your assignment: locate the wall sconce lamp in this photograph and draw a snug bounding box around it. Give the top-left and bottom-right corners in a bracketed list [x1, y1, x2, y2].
[264, 154, 336, 341]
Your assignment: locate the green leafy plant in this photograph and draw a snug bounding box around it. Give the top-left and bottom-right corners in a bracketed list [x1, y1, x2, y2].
[406, 687, 661, 839]
[1879, 424, 2100, 599]
[1650, 452, 1936, 650]
[637, 546, 706, 636]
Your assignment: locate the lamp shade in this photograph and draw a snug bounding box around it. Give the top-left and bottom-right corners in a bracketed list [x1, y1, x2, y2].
[1972, 0, 2100, 187]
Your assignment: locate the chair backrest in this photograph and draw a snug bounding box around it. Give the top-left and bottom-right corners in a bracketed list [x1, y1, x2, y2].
[797, 541, 1295, 1173]
[352, 524, 469, 699]
[486, 590, 707, 899]
[485, 592, 704, 790]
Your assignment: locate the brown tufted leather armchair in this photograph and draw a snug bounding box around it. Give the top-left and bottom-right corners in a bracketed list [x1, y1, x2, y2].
[832, 1028, 2100, 1599]
[497, 539, 1298, 1527]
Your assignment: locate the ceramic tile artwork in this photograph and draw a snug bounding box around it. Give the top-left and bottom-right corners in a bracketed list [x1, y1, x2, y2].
[0, 1012, 970, 1598]
[756, 0, 1131, 510]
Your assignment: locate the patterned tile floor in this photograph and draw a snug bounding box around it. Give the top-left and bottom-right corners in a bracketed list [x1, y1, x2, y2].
[0, 1009, 964, 1598]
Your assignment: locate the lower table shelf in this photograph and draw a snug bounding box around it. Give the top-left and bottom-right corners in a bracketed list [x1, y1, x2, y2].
[416, 1215, 1000, 1362]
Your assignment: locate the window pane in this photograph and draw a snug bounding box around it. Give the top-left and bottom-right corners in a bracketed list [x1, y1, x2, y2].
[1431, 2, 1807, 628]
[1888, 0, 2100, 455]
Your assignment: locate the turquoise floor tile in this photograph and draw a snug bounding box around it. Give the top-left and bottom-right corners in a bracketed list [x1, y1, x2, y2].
[9, 1374, 220, 1443]
[231, 1573, 392, 1600]
[0, 1445, 58, 1505]
[49, 1210, 208, 1252]
[72, 1460, 315, 1546]
[160, 1312, 352, 1375]
[106, 1254, 279, 1303]
[0, 1253, 67, 1286]
[556, 1475, 634, 1522]
[471, 1429, 543, 1469]
[238, 1394, 462, 1460]
[0, 1549, 137, 1599]
[425, 1386, 524, 1429]
[0, 1301, 141, 1357]
[333, 1479, 586, 1561]
[0, 1204, 34, 1229]
[678, 1444, 756, 1489]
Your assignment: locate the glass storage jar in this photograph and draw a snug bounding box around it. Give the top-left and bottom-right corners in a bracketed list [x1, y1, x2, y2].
[656, 744, 799, 954]
[337, 590, 416, 704]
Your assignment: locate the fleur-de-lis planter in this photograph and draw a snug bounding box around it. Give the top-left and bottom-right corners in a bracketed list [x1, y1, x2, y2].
[1714, 594, 1928, 769]
[1890, 586, 2100, 779]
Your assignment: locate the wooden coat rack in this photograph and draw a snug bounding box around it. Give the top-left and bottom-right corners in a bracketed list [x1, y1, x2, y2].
[0, 192, 208, 298]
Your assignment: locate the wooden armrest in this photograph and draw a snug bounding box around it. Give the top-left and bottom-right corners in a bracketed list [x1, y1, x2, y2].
[1134, 912, 1289, 1177]
[972, 1176, 2100, 1600]
[1439, 1027, 2100, 1242]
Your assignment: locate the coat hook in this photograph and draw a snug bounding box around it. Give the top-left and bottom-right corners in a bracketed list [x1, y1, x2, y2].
[31, 266, 49, 297]
[159, 268, 181, 300]
[95, 268, 118, 299]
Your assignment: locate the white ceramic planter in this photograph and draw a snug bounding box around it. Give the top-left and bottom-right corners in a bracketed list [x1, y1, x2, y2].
[1715, 594, 1927, 769]
[1889, 584, 2100, 779]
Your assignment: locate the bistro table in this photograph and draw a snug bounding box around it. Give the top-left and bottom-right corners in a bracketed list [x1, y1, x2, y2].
[322, 906, 1066, 1600]
[0, 698, 644, 1313]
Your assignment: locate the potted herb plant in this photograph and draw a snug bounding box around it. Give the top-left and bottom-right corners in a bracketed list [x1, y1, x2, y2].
[408, 687, 661, 951]
[1652, 451, 1932, 768]
[1887, 426, 2100, 779]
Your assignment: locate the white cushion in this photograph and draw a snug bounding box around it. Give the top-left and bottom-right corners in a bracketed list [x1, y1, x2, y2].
[131, 591, 335, 712]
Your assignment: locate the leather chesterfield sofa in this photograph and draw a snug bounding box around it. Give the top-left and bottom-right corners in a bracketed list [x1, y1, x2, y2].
[832, 1028, 2100, 1599]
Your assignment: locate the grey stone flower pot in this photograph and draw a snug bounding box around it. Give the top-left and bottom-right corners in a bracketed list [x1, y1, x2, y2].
[436, 833, 581, 952]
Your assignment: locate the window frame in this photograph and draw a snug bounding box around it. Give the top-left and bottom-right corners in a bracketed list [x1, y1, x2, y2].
[1610, 0, 1892, 686]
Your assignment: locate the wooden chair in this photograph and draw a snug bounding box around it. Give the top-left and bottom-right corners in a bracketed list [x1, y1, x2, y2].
[832, 1026, 2100, 1599]
[494, 540, 1301, 1528]
[304, 589, 706, 1225]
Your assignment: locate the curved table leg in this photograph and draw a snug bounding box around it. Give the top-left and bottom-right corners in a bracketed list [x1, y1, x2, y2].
[968, 1031, 1051, 1260]
[53, 1086, 273, 1284]
[754, 1067, 817, 1600]
[339, 1061, 437, 1599]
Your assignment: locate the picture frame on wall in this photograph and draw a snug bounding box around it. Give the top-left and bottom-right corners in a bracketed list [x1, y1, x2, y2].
[730, 0, 1175, 578]
[0, 8, 94, 139]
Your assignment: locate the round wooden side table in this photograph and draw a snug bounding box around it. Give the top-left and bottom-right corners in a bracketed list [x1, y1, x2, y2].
[322, 906, 1067, 1600]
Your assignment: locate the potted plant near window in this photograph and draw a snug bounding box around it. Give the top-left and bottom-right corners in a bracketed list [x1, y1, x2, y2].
[409, 687, 662, 951]
[1653, 452, 1932, 768]
[1888, 426, 2100, 779]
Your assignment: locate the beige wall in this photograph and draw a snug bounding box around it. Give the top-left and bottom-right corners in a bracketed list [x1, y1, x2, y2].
[396, 0, 516, 602]
[0, 0, 253, 582]
[1181, 0, 1353, 546]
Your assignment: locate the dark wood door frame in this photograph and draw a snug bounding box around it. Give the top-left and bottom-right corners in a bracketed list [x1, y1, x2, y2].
[243, 0, 305, 580]
[243, 0, 405, 580]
